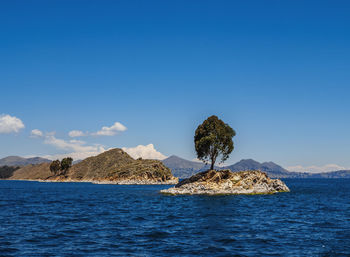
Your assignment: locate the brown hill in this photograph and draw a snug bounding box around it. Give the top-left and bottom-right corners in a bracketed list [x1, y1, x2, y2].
[9, 148, 178, 184]
[68, 148, 134, 180]
[10, 163, 51, 180]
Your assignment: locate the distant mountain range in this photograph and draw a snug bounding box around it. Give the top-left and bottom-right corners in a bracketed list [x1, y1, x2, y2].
[162, 155, 216, 179]
[225, 159, 293, 178]
[1, 154, 350, 179]
[0, 156, 51, 167]
[161, 156, 291, 178]
[161, 155, 350, 179]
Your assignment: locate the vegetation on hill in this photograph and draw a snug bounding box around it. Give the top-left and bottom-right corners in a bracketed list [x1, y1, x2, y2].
[0, 166, 20, 179]
[49, 160, 61, 175]
[49, 157, 73, 176]
[60, 157, 73, 175]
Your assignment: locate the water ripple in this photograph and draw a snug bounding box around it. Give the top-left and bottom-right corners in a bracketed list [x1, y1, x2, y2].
[1, 179, 350, 256]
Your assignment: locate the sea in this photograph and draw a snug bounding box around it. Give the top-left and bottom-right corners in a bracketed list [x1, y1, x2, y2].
[0, 179, 350, 256]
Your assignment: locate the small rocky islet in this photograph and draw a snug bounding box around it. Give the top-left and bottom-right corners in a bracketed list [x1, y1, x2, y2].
[161, 169, 290, 195]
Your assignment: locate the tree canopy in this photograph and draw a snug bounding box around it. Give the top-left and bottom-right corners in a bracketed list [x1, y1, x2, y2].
[49, 160, 61, 175]
[194, 115, 236, 170]
[50, 157, 73, 176]
[60, 157, 73, 175]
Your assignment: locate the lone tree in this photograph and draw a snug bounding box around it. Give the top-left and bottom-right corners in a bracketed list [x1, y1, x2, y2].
[60, 157, 73, 175]
[49, 160, 61, 175]
[194, 115, 236, 170]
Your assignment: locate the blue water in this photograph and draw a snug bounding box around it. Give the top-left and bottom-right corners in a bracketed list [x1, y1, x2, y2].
[1, 179, 350, 256]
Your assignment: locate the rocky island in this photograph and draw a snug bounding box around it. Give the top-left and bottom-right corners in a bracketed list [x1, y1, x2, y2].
[161, 169, 290, 195]
[8, 149, 178, 184]
[161, 116, 289, 195]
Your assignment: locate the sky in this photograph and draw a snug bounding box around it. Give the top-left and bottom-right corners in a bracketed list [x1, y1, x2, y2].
[1, 0, 350, 172]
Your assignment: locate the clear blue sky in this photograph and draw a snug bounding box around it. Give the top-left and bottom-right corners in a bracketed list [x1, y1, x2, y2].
[1, 0, 350, 172]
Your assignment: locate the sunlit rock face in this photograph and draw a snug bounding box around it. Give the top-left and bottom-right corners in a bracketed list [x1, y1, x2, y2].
[161, 169, 290, 195]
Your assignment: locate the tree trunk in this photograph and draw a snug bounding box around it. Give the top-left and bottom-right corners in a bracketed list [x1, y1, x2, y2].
[210, 157, 215, 170]
[210, 149, 217, 170]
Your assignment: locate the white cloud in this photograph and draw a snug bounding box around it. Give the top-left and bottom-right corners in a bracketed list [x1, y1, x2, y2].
[68, 122, 127, 137]
[68, 130, 87, 137]
[122, 144, 167, 160]
[69, 139, 86, 145]
[92, 122, 127, 136]
[44, 135, 103, 153]
[40, 142, 166, 162]
[192, 158, 203, 163]
[0, 114, 25, 134]
[42, 150, 105, 161]
[31, 121, 126, 161]
[30, 129, 44, 138]
[31, 127, 165, 163]
[287, 164, 349, 173]
[42, 134, 106, 160]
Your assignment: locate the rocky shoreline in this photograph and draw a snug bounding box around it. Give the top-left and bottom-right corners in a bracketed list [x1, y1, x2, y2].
[7, 177, 179, 185]
[161, 169, 290, 195]
[91, 178, 179, 185]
